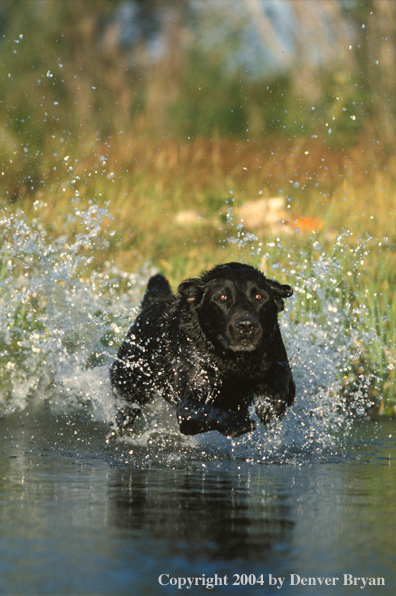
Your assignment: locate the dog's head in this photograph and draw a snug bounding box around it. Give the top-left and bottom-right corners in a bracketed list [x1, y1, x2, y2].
[178, 262, 293, 353]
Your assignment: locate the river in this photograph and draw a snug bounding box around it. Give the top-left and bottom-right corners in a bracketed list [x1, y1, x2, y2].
[0, 208, 395, 595]
[0, 403, 394, 596]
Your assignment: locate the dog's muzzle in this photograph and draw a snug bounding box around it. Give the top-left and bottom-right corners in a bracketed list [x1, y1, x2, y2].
[229, 314, 262, 351]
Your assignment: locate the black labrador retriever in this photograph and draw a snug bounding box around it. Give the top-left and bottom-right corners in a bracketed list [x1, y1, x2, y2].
[110, 262, 295, 437]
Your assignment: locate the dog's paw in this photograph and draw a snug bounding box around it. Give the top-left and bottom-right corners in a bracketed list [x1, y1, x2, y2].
[176, 401, 210, 435]
[255, 397, 287, 425]
[176, 399, 256, 437]
[217, 415, 257, 438]
[115, 404, 142, 435]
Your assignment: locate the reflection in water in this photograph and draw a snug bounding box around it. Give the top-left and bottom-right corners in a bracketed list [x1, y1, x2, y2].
[0, 409, 395, 596]
[108, 466, 295, 560]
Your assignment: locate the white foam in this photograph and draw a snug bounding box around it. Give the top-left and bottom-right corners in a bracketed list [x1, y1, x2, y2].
[0, 207, 375, 463]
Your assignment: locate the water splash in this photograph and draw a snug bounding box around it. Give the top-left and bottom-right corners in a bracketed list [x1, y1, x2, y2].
[0, 205, 377, 465]
[0, 205, 154, 421]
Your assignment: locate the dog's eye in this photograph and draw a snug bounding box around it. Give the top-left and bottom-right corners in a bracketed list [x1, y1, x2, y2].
[255, 293, 263, 301]
[218, 294, 228, 302]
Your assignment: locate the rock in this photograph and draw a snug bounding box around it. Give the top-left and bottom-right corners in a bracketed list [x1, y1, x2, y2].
[175, 210, 201, 225]
[237, 197, 288, 232]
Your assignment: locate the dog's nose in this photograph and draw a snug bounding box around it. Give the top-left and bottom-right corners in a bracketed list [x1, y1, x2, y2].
[235, 316, 259, 336]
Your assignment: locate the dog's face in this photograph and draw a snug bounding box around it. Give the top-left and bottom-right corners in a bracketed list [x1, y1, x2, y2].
[178, 263, 293, 353]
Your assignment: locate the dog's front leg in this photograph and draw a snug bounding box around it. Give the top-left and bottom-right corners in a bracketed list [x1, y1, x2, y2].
[115, 402, 142, 435]
[255, 363, 295, 424]
[176, 397, 256, 437]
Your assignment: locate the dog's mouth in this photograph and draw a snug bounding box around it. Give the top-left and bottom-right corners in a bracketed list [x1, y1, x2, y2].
[229, 317, 263, 352]
[217, 334, 261, 353]
[213, 314, 263, 353]
[230, 340, 260, 352]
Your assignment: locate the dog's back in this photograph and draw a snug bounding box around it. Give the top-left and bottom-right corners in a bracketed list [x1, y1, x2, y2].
[140, 273, 172, 309]
[111, 263, 294, 437]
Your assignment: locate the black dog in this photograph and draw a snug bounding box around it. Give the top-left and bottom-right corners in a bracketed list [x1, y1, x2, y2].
[110, 263, 295, 437]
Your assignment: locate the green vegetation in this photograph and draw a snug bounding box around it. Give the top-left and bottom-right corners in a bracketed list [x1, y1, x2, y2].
[0, 1, 395, 414]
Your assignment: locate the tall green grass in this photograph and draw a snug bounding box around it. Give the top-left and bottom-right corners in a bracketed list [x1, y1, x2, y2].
[1, 154, 395, 415]
[0, 2, 395, 413]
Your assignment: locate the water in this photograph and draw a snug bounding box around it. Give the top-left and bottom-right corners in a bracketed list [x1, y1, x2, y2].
[1, 409, 395, 596]
[0, 207, 395, 595]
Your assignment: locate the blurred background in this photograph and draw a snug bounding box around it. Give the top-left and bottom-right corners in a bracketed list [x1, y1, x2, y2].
[0, 0, 396, 269]
[0, 1, 395, 412]
[2, 0, 396, 143]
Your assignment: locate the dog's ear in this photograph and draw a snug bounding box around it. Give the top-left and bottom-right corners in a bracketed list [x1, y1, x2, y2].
[178, 278, 205, 304]
[266, 279, 293, 312]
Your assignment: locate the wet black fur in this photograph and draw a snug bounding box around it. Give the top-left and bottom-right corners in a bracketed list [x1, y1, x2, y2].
[110, 262, 295, 437]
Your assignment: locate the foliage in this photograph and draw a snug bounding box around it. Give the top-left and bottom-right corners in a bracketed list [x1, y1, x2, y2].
[0, 1, 394, 413]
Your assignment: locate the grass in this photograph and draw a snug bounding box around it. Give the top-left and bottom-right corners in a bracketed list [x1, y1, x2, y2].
[0, 131, 395, 414]
[0, 1, 394, 417]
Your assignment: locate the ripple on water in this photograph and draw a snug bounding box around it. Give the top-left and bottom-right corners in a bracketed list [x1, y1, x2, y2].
[0, 207, 375, 466]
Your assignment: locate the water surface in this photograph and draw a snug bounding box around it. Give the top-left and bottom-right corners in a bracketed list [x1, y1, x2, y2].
[0, 405, 394, 596]
[1, 209, 394, 595]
